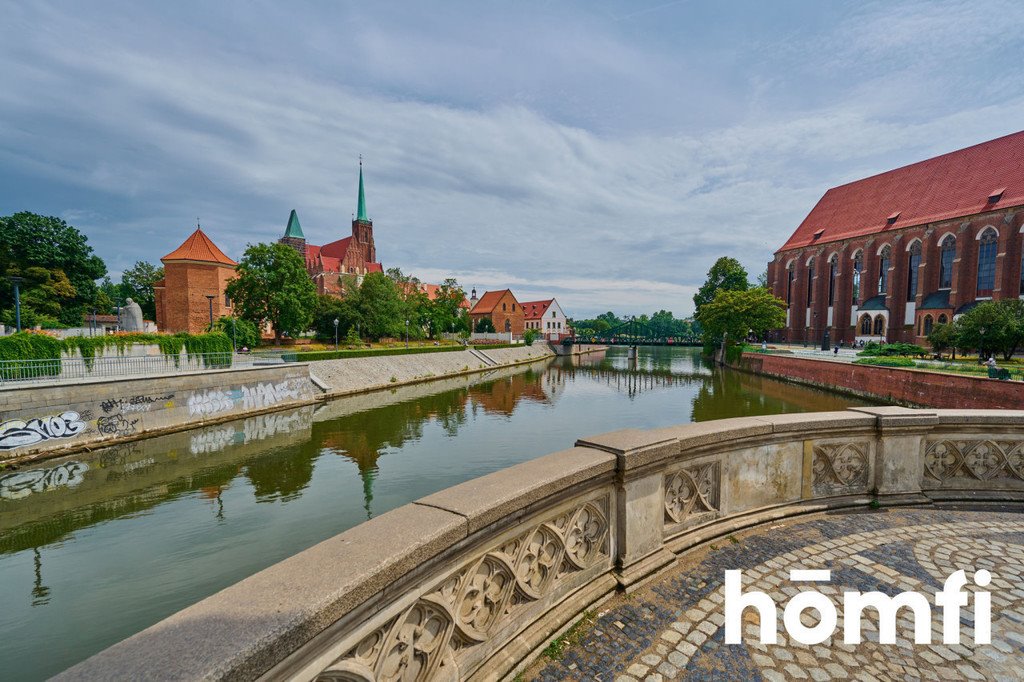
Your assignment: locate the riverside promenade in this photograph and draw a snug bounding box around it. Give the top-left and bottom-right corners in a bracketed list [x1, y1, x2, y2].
[532, 506, 1023, 681]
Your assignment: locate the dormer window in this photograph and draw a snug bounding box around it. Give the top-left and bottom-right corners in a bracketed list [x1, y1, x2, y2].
[988, 188, 1005, 203]
[812, 229, 825, 241]
[886, 211, 900, 225]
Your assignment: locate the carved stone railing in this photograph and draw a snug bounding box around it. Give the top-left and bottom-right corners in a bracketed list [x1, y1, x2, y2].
[57, 407, 1024, 681]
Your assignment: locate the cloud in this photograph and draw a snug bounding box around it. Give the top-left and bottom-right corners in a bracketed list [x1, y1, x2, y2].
[0, 1, 1022, 317]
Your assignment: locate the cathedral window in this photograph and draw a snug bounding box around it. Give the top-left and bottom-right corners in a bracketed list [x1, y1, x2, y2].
[906, 242, 921, 301]
[851, 253, 862, 305]
[976, 228, 998, 297]
[827, 255, 838, 306]
[877, 246, 891, 295]
[938, 235, 956, 289]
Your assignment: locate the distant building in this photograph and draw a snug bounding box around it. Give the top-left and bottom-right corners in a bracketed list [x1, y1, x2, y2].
[281, 163, 383, 297]
[521, 298, 569, 340]
[469, 289, 524, 335]
[769, 131, 1024, 345]
[153, 227, 237, 333]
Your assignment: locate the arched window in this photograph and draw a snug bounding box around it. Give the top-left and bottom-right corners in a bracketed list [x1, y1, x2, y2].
[938, 314, 948, 325]
[976, 228, 998, 297]
[938, 235, 956, 289]
[906, 242, 921, 301]
[873, 315, 885, 336]
[786, 263, 795, 308]
[852, 252, 862, 304]
[502, 303, 507, 312]
[806, 259, 814, 306]
[860, 314, 871, 335]
[877, 246, 891, 294]
[827, 255, 838, 306]
[923, 315, 934, 336]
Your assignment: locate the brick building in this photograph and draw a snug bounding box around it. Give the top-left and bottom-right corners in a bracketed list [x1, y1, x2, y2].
[469, 289, 524, 335]
[278, 163, 383, 297]
[769, 131, 1024, 345]
[153, 228, 237, 333]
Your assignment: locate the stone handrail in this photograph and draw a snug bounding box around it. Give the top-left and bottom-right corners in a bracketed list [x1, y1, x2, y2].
[58, 407, 1024, 681]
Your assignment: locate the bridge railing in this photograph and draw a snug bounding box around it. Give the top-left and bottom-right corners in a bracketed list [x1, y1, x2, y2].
[58, 407, 1024, 681]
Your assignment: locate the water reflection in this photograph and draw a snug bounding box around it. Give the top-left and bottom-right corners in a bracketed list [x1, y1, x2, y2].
[0, 347, 874, 680]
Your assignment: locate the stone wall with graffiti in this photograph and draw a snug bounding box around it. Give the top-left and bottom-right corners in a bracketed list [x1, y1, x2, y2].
[0, 365, 315, 460]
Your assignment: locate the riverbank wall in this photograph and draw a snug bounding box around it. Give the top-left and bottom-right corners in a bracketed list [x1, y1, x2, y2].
[736, 352, 1024, 409]
[0, 364, 317, 464]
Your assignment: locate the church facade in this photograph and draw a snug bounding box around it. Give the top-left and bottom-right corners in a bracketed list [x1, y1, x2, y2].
[278, 164, 383, 297]
[768, 131, 1024, 346]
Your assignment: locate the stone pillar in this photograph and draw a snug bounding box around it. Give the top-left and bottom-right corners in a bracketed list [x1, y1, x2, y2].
[575, 430, 679, 591]
[850, 406, 937, 506]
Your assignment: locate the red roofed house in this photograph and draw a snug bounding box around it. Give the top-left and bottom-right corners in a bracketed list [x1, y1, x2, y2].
[153, 227, 237, 333]
[521, 298, 569, 340]
[769, 131, 1024, 345]
[469, 289, 524, 335]
[278, 163, 384, 297]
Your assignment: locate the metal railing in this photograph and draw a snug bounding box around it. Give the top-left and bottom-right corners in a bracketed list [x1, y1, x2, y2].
[0, 352, 235, 387]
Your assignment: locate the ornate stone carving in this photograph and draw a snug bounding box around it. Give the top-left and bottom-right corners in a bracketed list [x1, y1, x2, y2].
[664, 461, 720, 525]
[812, 442, 869, 495]
[319, 497, 610, 681]
[924, 439, 1024, 483]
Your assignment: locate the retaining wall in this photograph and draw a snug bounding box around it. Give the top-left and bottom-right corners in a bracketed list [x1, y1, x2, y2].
[0, 364, 316, 461]
[58, 407, 1024, 681]
[738, 352, 1024, 409]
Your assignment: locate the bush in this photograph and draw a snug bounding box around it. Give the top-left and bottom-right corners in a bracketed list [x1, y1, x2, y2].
[858, 342, 926, 358]
[472, 343, 518, 350]
[281, 345, 467, 362]
[210, 316, 260, 349]
[523, 328, 539, 346]
[0, 332, 65, 379]
[853, 357, 917, 367]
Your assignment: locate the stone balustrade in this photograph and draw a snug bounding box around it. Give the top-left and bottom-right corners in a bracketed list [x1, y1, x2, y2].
[58, 407, 1024, 681]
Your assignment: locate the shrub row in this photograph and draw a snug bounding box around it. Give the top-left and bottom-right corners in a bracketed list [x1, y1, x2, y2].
[0, 331, 233, 372]
[858, 342, 927, 358]
[472, 343, 520, 350]
[281, 345, 468, 362]
[852, 356, 918, 367]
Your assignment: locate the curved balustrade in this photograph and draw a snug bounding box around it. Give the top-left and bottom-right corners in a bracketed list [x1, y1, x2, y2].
[58, 407, 1024, 681]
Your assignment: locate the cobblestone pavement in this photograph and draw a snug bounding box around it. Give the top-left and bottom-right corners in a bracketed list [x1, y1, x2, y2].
[531, 508, 1024, 682]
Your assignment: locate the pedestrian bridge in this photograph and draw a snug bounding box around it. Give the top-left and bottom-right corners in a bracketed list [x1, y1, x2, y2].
[59, 407, 1024, 681]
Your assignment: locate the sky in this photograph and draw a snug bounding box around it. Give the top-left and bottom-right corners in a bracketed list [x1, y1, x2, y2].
[2, 0, 1023, 318]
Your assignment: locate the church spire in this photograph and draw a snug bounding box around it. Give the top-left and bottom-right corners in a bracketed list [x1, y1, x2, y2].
[356, 156, 368, 222]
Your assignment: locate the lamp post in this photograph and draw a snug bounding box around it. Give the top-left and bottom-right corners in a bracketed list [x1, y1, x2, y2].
[333, 318, 339, 351]
[115, 300, 122, 332]
[205, 294, 215, 329]
[979, 326, 987, 361]
[405, 319, 409, 349]
[231, 316, 237, 352]
[9, 276, 24, 333]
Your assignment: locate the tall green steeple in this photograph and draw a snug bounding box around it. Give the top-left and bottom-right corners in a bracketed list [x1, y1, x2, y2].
[283, 209, 304, 239]
[356, 159, 368, 222]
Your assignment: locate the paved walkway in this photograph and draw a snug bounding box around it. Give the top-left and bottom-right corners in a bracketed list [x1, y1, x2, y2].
[530, 508, 1024, 681]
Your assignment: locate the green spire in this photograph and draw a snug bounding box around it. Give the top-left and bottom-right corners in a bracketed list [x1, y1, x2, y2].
[283, 209, 304, 238]
[356, 159, 368, 222]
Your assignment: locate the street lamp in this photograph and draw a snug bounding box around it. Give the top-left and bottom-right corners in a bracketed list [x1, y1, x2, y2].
[205, 294, 215, 329]
[979, 326, 987, 361]
[405, 319, 409, 349]
[231, 316, 237, 352]
[10, 276, 25, 333]
[333, 318, 339, 351]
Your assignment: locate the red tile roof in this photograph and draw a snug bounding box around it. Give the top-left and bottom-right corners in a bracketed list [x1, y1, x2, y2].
[366, 262, 383, 274]
[470, 289, 515, 314]
[161, 228, 237, 266]
[320, 236, 353, 260]
[520, 299, 553, 320]
[778, 130, 1024, 252]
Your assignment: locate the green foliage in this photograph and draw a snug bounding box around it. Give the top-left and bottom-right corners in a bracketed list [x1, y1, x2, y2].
[694, 257, 749, 315]
[953, 299, 1024, 360]
[927, 322, 956, 355]
[119, 261, 164, 321]
[853, 357, 917, 367]
[344, 327, 361, 346]
[474, 317, 496, 333]
[523, 328, 539, 346]
[857, 342, 927, 358]
[695, 287, 786, 346]
[209, 316, 260, 349]
[281, 345, 466, 362]
[424, 278, 469, 337]
[312, 292, 359, 342]
[358, 272, 405, 340]
[225, 242, 317, 341]
[0, 333, 65, 379]
[0, 212, 107, 326]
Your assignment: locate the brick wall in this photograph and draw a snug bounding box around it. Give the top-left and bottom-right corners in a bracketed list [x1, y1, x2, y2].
[738, 353, 1023, 409]
[160, 261, 236, 333]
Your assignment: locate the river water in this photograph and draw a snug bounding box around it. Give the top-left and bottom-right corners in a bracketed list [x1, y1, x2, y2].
[0, 347, 872, 679]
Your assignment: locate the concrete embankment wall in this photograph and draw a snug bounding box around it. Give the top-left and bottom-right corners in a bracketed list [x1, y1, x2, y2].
[737, 352, 1024, 409]
[309, 344, 558, 396]
[0, 364, 316, 462]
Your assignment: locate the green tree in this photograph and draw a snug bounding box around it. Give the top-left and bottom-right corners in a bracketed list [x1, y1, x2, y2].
[696, 288, 786, 346]
[388, 268, 429, 340]
[120, 261, 164, 321]
[358, 272, 404, 340]
[954, 299, 1024, 360]
[210, 315, 260, 349]
[523, 328, 539, 346]
[926, 322, 957, 357]
[225, 243, 317, 343]
[475, 317, 496, 333]
[0, 211, 107, 326]
[426, 278, 468, 338]
[694, 257, 749, 315]
[312, 288, 361, 342]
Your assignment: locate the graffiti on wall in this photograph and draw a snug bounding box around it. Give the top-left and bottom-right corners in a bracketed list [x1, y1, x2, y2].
[187, 380, 305, 418]
[100, 394, 174, 414]
[0, 412, 88, 451]
[190, 426, 238, 455]
[0, 461, 89, 500]
[96, 414, 140, 437]
[242, 381, 301, 410]
[187, 389, 238, 417]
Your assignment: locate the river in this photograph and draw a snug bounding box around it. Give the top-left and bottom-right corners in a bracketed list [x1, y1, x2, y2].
[0, 346, 872, 679]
